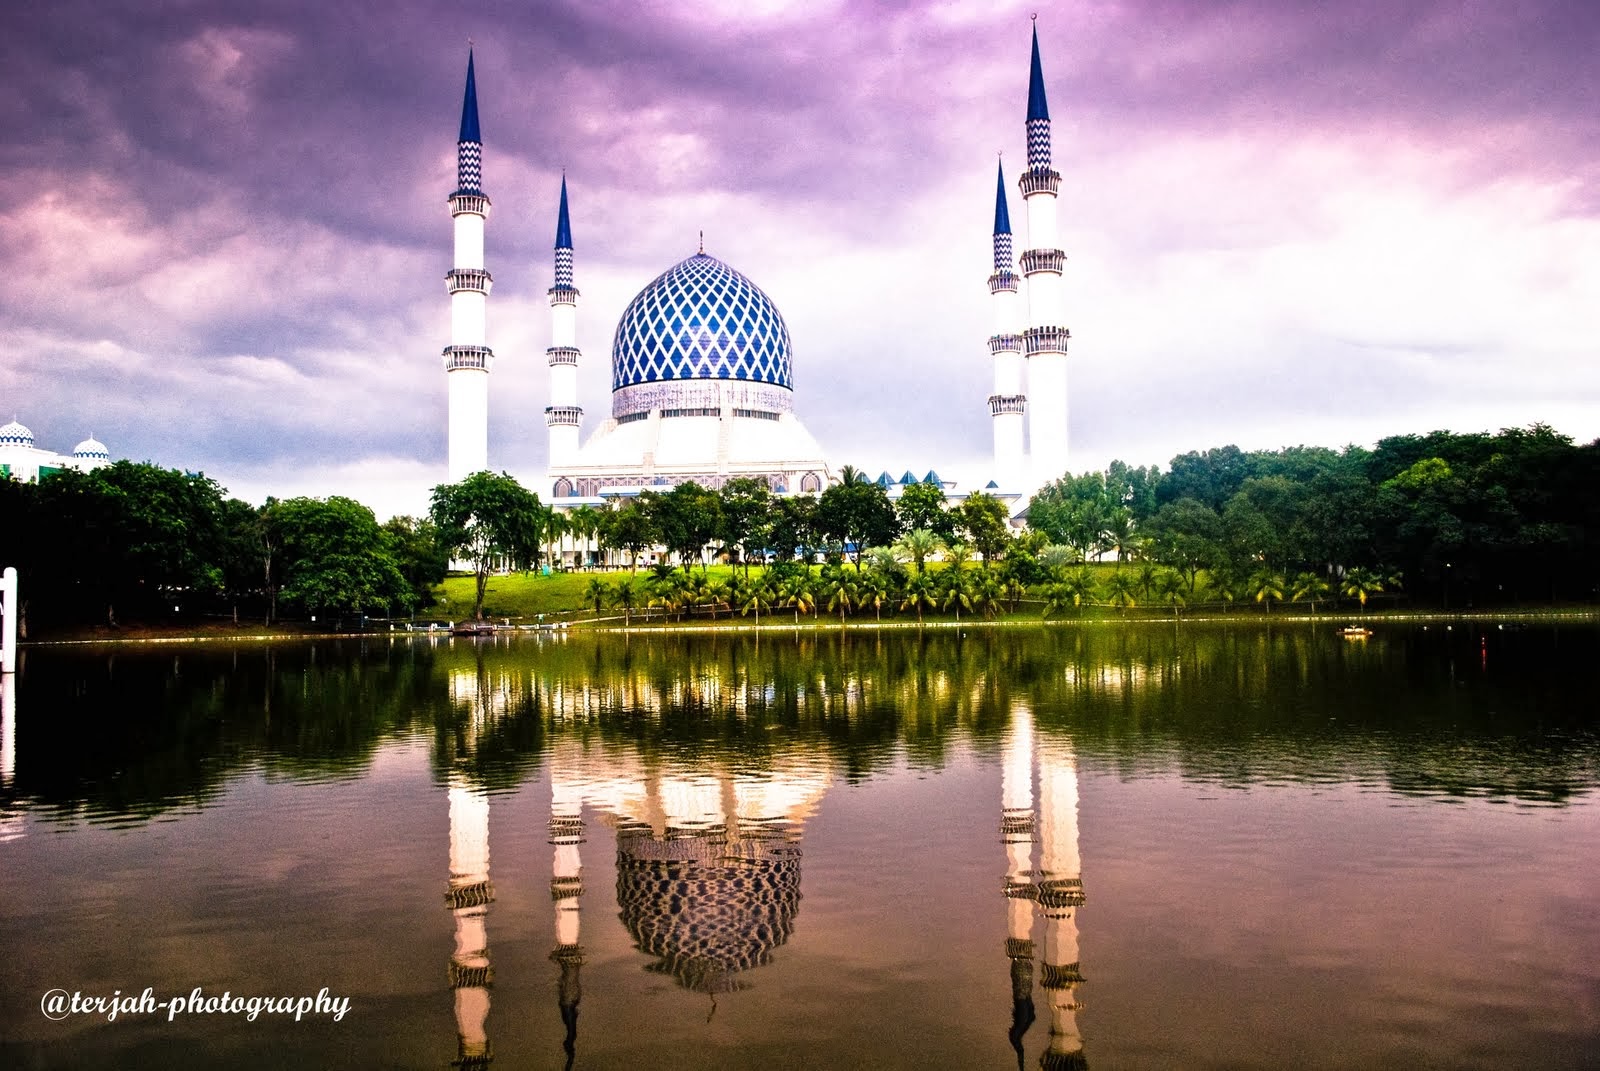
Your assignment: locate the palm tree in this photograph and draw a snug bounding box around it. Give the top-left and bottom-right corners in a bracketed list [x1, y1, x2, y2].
[838, 464, 868, 487]
[864, 546, 903, 580]
[780, 572, 816, 624]
[1154, 568, 1187, 618]
[943, 540, 972, 573]
[1253, 570, 1286, 613]
[940, 570, 974, 622]
[584, 576, 607, 615]
[1064, 568, 1096, 611]
[859, 572, 892, 622]
[1341, 567, 1384, 609]
[647, 570, 687, 621]
[609, 579, 636, 626]
[1104, 570, 1138, 614]
[892, 529, 943, 574]
[1135, 561, 1159, 602]
[899, 572, 937, 625]
[1292, 571, 1331, 614]
[739, 573, 775, 623]
[972, 573, 1004, 620]
[825, 572, 858, 625]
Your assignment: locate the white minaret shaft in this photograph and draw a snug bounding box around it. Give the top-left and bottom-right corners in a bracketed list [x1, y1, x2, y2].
[446, 777, 493, 1063]
[1037, 735, 1085, 1068]
[445, 50, 493, 483]
[545, 176, 582, 483]
[1019, 25, 1070, 490]
[988, 160, 1027, 486]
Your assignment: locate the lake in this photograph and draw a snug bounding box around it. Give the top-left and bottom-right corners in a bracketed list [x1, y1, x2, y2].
[1, 622, 1597, 1069]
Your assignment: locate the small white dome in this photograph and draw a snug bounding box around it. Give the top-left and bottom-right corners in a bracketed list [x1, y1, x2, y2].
[0, 418, 34, 447]
[73, 435, 109, 460]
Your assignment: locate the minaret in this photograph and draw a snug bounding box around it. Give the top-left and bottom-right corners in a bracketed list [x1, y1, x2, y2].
[549, 750, 586, 1070]
[1018, 23, 1070, 489]
[444, 50, 493, 483]
[446, 776, 494, 1070]
[1002, 699, 1039, 1068]
[1036, 737, 1086, 1070]
[988, 159, 1027, 486]
[544, 176, 583, 487]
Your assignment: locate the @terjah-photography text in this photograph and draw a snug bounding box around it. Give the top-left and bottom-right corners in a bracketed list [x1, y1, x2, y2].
[40, 987, 350, 1024]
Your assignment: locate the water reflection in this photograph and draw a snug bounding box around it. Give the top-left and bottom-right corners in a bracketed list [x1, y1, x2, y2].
[445, 777, 493, 1069]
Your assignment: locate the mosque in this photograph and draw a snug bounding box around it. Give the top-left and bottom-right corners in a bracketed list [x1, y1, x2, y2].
[0, 419, 110, 483]
[437, 26, 1073, 510]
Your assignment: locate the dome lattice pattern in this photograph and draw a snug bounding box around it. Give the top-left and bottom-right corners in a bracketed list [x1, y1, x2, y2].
[612, 253, 793, 393]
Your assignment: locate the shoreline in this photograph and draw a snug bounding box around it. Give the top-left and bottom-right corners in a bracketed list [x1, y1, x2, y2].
[17, 606, 1600, 647]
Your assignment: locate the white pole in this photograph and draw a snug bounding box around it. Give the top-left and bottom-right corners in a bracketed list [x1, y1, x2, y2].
[1, 566, 17, 674]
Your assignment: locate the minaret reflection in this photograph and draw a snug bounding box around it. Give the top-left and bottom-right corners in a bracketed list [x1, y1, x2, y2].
[1001, 699, 1038, 1067]
[446, 776, 493, 1069]
[1036, 731, 1086, 1070]
[548, 742, 586, 1070]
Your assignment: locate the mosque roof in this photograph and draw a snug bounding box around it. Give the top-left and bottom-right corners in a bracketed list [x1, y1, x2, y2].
[899, 470, 918, 485]
[611, 252, 793, 393]
[73, 436, 109, 459]
[0, 418, 33, 447]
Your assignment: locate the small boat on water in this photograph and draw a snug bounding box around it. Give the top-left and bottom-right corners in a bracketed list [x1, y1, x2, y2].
[1339, 626, 1372, 639]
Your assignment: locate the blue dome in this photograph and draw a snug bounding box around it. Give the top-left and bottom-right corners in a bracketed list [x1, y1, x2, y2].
[612, 253, 793, 393]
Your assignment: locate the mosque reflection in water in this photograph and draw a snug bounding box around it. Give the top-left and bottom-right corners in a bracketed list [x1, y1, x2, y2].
[434, 635, 1086, 1069]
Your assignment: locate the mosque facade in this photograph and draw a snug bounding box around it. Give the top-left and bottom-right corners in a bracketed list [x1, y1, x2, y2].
[0, 420, 109, 484]
[438, 27, 1072, 508]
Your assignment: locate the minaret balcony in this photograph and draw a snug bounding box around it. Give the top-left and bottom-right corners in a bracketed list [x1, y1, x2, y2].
[545, 405, 583, 427]
[1020, 249, 1065, 275]
[449, 192, 491, 217]
[1036, 875, 1085, 909]
[1019, 168, 1061, 196]
[444, 878, 495, 910]
[446, 268, 493, 295]
[547, 346, 580, 367]
[988, 334, 1023, 355]
[1023, 326, 1071, 357]
[442, 345, 494, 371]
[548, 285, 580, 306]
[988, 393, 1027, 416]
[988, 270, 1019, 294]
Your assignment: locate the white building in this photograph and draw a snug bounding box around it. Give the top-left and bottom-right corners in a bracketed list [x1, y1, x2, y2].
[0, 419, 110, 483]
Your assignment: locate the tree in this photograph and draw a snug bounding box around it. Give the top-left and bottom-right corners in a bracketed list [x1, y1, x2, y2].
[824, 570, 858, 625]
[769, 494, 819, 564]
[899, 572, 937, 625]
[599, 502, 656, 573]
[718, 477, 774, 572]
[897, 481, 955, 540]
[274, 496, 411, 617]
[585, 577, 608, 614]
[818, 479, 899, 571]
[892, 528, 943, 574]
[610, 578, 637, 625]
[429, 471, 545, 620]
[383, 516, 448, 611]
[1104, 570, 1138, 614]
[639, 483, 722, 573]
[1252, 570, 1286, 612]
[958, 491, 1012, 568]
[1291, 571, 1331, 614]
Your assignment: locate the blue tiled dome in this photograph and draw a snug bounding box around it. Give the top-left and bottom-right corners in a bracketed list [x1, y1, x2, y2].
[612, 253, 793, 393]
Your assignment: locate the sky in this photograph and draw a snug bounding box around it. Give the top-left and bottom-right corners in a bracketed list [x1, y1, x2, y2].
[3, 0, 1598, 519]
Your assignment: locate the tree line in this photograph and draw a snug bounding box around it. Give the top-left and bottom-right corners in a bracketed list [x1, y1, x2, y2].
[3, 423, 1594, 632]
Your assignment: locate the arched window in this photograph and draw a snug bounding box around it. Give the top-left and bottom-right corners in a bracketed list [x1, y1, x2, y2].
[800, 472, 821, 493]
[553, 477, 574, 498]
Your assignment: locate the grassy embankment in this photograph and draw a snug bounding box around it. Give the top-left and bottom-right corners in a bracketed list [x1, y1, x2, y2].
[421, 563, 1440, 627]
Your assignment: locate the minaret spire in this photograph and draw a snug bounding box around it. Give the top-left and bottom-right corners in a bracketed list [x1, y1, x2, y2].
[545, 176, 583, 488]
[1018, 20, 1070, 489]
[443, 48, 494, 482]
[987, 156, 1026, 486]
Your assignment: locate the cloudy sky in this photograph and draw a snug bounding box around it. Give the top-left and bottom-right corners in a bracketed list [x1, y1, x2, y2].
[4, 0, 1598, 517]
